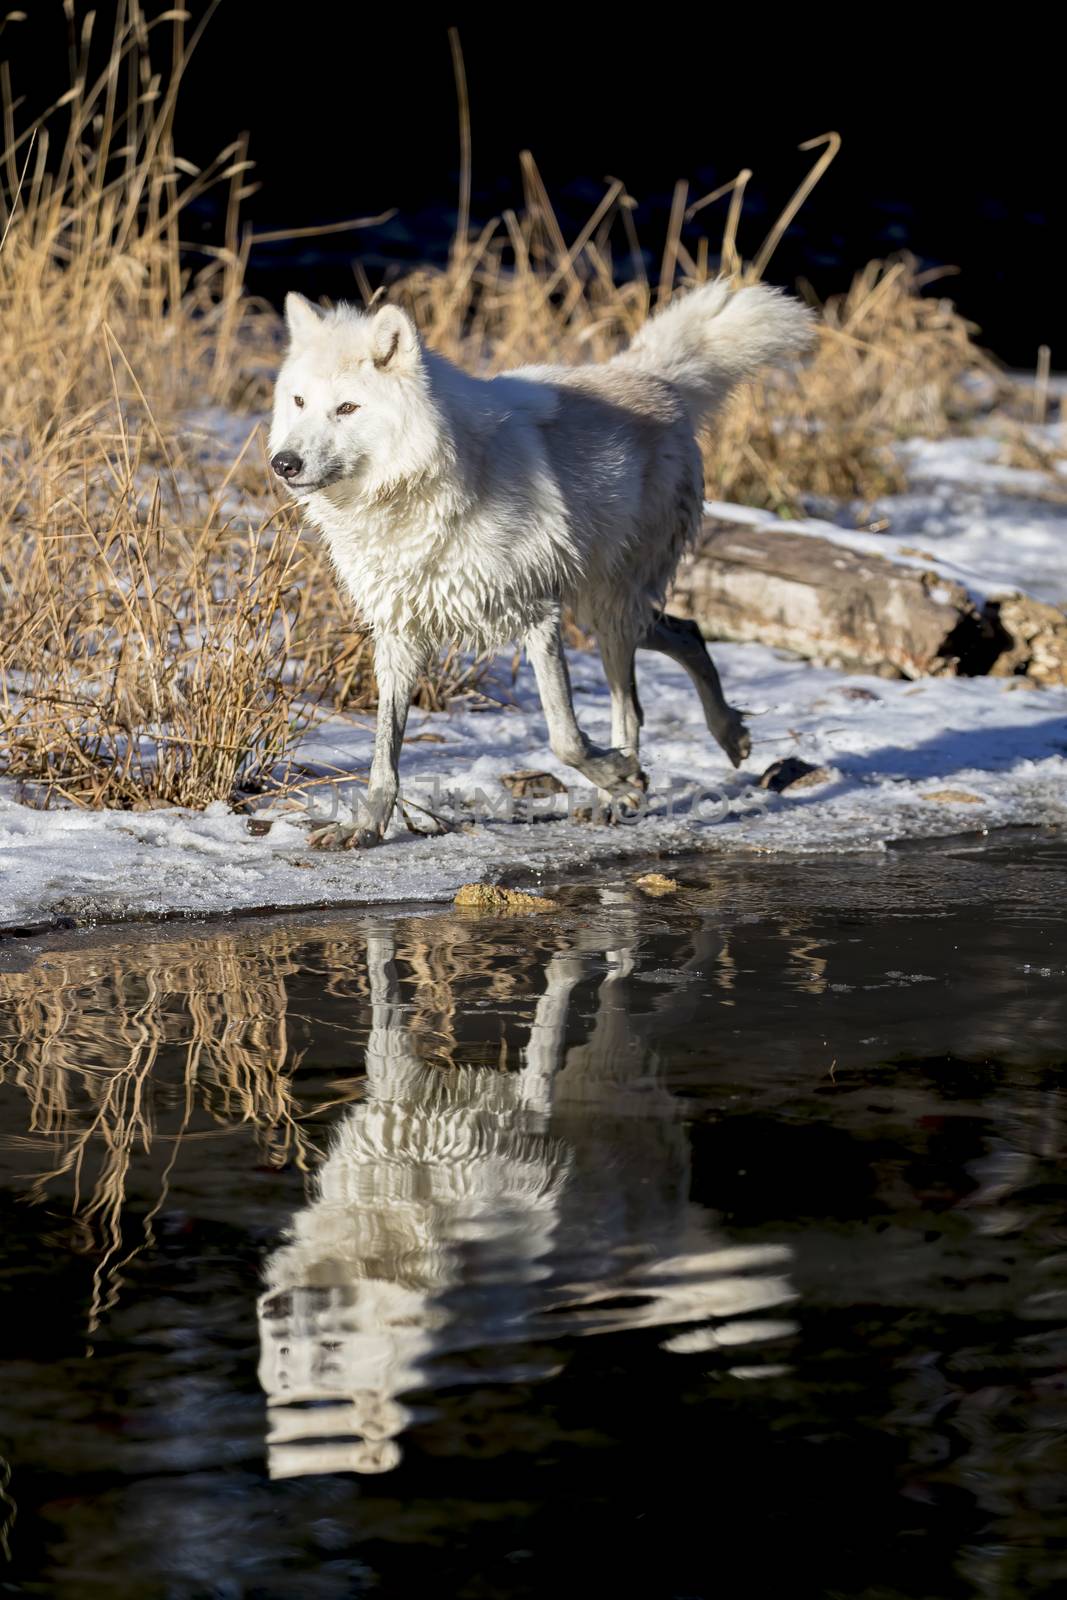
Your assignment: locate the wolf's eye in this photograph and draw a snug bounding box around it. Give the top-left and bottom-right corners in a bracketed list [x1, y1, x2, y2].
[293, 395, 305, 408]
[336, 401, 360, 416]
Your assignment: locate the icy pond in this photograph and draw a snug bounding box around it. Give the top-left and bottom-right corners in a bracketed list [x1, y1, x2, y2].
[0, 834, 1065, 1598]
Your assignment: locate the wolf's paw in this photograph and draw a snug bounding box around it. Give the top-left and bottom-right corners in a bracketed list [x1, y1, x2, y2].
[576, 764, 648, 825]
[581, 748, 647, 797]
[308, 821, 382, 851]
[717, 712, 751, 770]
[576, 794, 646, 826]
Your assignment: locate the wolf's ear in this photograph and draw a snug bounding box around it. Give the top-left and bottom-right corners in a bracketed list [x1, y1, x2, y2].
[284, 292, 323, 344]
[369, 304, 419, 373]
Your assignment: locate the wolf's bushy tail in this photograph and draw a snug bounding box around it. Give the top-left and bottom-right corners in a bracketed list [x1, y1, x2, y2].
[621, 279, 814, 426]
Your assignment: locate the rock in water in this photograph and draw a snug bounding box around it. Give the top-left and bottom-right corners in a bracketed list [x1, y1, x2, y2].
[454, 883, 559, 912]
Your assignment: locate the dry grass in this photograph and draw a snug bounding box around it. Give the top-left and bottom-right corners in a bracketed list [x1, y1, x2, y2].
[0, 3, 316, 809]
[713, 258, 1003, 509]
[0, 5, 1019, 812]
[0, 5, 496, 811]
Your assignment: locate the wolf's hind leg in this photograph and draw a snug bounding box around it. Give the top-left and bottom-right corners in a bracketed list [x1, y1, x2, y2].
[525, 608, 646, 805]
[640, 612, 750, 768]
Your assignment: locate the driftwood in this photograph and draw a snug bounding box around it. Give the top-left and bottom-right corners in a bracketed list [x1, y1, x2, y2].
[669, 513, 1067, 685]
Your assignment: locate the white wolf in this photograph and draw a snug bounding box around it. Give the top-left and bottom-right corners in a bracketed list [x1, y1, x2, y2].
[269, 280, 813, 846]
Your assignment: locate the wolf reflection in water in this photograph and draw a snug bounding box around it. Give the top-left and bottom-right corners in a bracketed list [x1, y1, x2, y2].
[258, 923, 796, 1476]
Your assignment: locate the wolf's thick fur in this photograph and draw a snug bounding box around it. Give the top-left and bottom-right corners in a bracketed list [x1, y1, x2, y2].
[270, 280, 812, 845]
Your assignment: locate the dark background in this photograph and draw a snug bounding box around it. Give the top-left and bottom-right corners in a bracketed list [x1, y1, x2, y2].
[8, 2, 1061, 366]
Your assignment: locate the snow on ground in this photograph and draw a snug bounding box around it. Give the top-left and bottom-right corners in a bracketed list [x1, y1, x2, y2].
[2, 642, 1064, 927]
[857, 437, 1066, 607]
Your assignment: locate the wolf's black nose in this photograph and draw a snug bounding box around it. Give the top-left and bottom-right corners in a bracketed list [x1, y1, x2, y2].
[271, 450, 303, 481]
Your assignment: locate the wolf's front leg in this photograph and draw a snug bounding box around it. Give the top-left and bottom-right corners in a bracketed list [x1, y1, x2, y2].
[310, 633, 425, 850]
[525, 606, 646, 816]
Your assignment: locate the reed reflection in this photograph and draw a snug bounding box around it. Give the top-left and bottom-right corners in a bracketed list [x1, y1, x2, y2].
[258, 921, 796, 1477]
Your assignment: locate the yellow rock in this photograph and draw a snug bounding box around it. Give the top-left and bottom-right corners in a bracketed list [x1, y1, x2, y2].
[453, 883, 558, 912]
[921, 789, 985, 804]
[634, 872, 680, 896]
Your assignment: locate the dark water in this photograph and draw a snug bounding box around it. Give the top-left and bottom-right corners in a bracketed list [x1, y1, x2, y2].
[1, 835, 1066, 1598]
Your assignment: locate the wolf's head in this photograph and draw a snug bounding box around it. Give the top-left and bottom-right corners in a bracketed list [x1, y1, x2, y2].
[269, 294, 439, 496]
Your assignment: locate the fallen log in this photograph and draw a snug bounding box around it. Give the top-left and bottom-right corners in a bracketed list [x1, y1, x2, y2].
[668, 510, 1067, 684]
